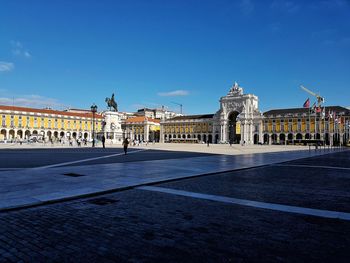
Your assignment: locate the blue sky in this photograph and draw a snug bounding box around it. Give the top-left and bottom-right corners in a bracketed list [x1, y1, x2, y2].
[0, 0, 349, 114]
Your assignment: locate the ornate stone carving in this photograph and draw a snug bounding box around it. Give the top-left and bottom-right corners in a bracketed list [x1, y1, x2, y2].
[227, 81, 243, 96]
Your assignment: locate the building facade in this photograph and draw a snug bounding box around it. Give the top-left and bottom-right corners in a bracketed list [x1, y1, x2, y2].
[1, 84, 349, 146]
[160, 82, 263, 144]
[160, 82, 350, 145]
[122, 116, 160, 142]
[0, 105, 103, 142]
[262, 106, 350, 146]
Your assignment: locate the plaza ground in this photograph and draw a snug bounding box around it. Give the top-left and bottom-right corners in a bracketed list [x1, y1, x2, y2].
[0, 143, 349, 262]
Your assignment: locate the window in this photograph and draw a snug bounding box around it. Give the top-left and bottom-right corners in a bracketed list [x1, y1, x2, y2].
[2, 115, 6, 126]
[18, 116, 22, 127]
[54, 119, 58, 128]
[10, 115, 14, 126]
[34, 118, 38, 127]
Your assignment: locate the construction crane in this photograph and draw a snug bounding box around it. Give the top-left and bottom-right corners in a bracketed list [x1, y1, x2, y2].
[300, 85, 325, 107]
[171, 101, 183, 114]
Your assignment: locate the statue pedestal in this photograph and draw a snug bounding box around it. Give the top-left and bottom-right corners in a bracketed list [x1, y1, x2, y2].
[102, 111, 123, 144]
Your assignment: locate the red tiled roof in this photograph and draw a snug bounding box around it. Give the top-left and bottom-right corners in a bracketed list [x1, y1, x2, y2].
[0, 105, 103, 119]
[125, 116, 160, 123]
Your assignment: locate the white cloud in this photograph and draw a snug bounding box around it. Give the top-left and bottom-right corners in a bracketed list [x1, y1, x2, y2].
[24, 51, 31, 58]
[320, 0, 349, 8]
[270, 0, 299, 14]
[0, 61, 14, 72]
[10, 40, 32, 58]
[0, 94, 67, 109]
[240, 0, 254, 15]
[157, 90, 189, 97]
[10, 40, 22, 48]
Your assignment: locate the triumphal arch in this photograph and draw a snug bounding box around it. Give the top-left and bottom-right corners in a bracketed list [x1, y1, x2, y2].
[160, 82, 263, 145]
[212, 82, 263, 144]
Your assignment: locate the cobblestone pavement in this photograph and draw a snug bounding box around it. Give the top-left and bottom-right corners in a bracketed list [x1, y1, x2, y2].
[1, 151, 349, 262]
[0, 148, 212, 168]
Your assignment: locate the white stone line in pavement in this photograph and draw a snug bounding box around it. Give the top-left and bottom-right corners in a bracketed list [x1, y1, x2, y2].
[138, 186, 350, 221]
[273, 164, 350, 171]
[32, 149, 148, 169]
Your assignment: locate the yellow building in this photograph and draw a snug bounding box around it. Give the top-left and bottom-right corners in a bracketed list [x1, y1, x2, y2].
[0, 105, 103, 142]
[122, 116, 160, 142]
[262, 106, 350, 145]
[161, 114, 224, 143]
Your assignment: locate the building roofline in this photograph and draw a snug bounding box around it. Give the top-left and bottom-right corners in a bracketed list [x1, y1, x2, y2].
[0, 105, 103, 119]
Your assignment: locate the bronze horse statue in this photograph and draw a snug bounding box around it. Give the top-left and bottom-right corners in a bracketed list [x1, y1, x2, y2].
[105, 93, 118, 112]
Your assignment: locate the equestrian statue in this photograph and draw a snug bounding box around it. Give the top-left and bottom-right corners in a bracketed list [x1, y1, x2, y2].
[105, 93, 118, 112]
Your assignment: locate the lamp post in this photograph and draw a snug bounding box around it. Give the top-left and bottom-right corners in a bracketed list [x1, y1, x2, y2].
[91, 103, 98, 147]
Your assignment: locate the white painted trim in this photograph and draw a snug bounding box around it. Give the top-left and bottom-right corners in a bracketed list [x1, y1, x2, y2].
[273, 164, 350, 171]
[138, 186, 350, 221]
[32, 149, 148, 169]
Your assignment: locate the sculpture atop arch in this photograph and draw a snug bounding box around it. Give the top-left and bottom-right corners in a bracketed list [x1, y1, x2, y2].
[228, 81, 243, 96]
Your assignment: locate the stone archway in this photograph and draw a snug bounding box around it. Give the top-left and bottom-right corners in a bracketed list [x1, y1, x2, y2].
[333, 133, 340, 146]
[17, 130, 23, 139]
[271, 134, 277, 144]
[9, 130, 15, 139]
[263, 134, 269, 144]
[228, 111, 240, 144]
[1, 129, 7, 140]
[254, 134, 259, 144]
[288, 133, 293, 141]
[25, 130, 31, 139]
[279, 134, 285, 144]
[325, 133, 330, 145]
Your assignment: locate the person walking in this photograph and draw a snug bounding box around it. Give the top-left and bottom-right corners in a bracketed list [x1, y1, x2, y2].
[102, 135, 106, 149]
[207, 139, 210, 147]
[122, 138, 129, 155]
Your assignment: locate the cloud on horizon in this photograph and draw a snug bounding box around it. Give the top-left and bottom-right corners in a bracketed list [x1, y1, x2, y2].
[0, 94, 68, 109]
[0, 61, 14, 72]
[157, 90, 189, 97]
